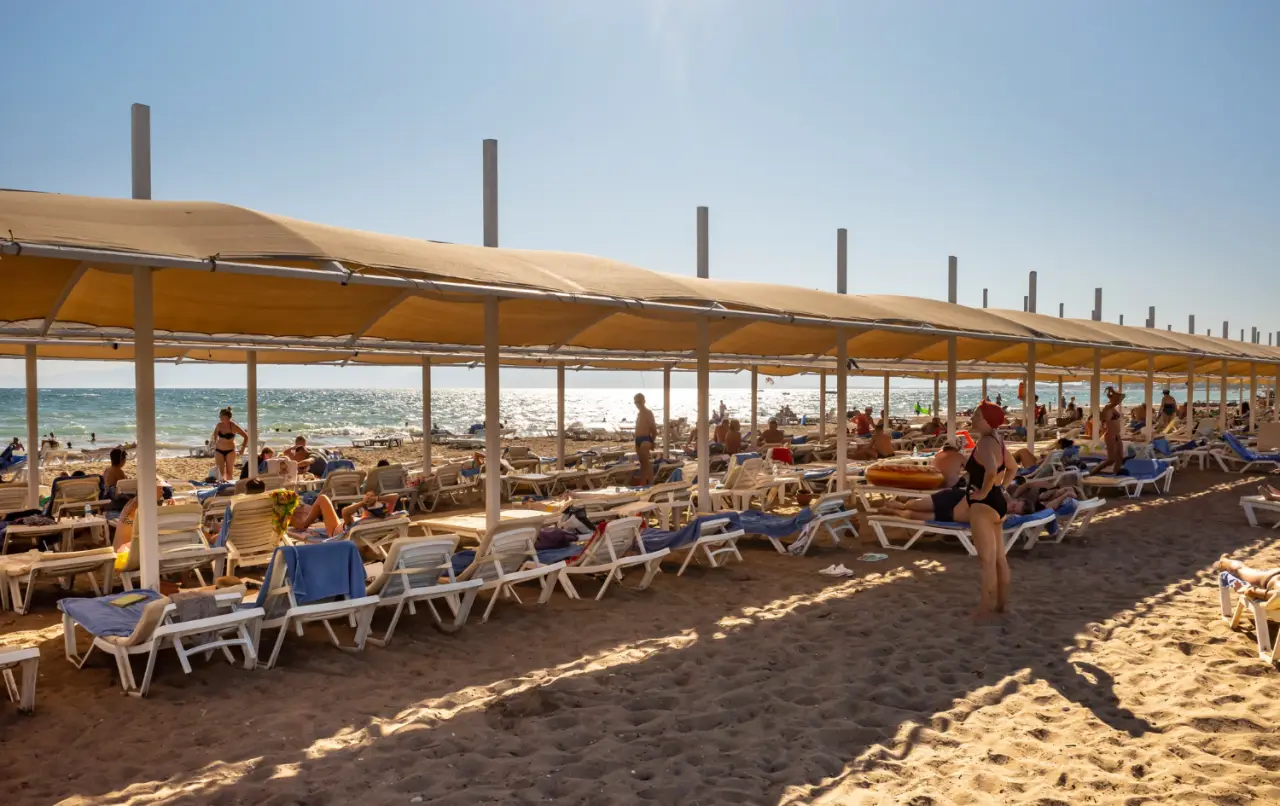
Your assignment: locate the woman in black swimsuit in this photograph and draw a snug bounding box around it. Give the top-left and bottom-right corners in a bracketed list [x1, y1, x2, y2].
[210, 406, 248, 482]
[968, 401, 1011, 621]
[1092, 388, 1127, 475]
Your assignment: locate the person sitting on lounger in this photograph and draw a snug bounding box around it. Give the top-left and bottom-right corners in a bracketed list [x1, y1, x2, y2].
[853, 407, 874, 437]
[1007, 479, 1079, 516]
[725, 419, 743, 455]
[112, 485, 168, 551]
[758, 418, 788, 447]
[103, 447, 129, 490]
[290, 490, 400, 540]
[240, 446, 276, 479]
[849, 424, 895, 461]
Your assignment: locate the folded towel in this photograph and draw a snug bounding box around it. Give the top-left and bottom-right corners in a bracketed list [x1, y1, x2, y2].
[170, 591, 220, 645]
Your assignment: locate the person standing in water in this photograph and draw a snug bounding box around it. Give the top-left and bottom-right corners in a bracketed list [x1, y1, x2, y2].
[210, 407, 248, 482]
[633, 394, 658, 485]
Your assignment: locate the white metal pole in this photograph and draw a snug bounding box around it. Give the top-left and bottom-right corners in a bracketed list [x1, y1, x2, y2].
[1152, 355, 1162, 440]
[818, 373, 827, 440]
[134, 265, 159, 590]
[131, 103, 151, 201]
[422, 357, 432, 471]
[696, 321, 711, 510]
[556, 363, 566, 470]
[835, 329, 848, 492]
[246, 351, 258, 479]
[981, 376, 988, 402]
[750, 367, 759, 442]
[1057, 379, 1064, 414]
[662, 366, 671, 460]
[882, 373, 891, 427]
[1219, 359, 1228, 431]
[946, 256, 957, 442]
[1250, 362, 1258, 432]
[1025, 344, 1037, 449]
[932, 376, 940, 415]
[1091, 350, 1102, 444]
[24, 346, 39, 509]
[484, 298, 501, 529]
[1186, 360, 1195, 432]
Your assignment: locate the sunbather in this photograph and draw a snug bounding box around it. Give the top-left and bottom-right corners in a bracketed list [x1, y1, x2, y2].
[758, 418, 788, 447]
[210, 407, 248, 482]
[104, 447, 128, 490]
[1012, 438, 1075, 469]
[290, 491, 399, 539]
[849, 425, 895, 460]
[1008, 481, 1079, 516]
[1216, 557, 1280, 593]
[725, 419, 743, 455]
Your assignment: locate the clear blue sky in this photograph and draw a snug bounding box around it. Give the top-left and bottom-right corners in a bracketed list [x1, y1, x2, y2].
[2, 0, 1278, 389]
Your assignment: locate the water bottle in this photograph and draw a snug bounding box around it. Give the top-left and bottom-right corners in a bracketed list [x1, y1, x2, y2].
[84, 502, 91, 520]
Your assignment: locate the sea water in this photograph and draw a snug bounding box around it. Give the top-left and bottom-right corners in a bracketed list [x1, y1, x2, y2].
[0, 382, 1205, 455]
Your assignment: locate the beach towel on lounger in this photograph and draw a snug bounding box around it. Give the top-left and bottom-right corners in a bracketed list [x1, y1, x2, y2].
[253, 543, 366, 607]
[447, 544, 585, 577]
[59, 589, 165, 638]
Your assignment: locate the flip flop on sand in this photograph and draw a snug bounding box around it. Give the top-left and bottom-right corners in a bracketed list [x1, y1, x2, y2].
[818, 564, 854, 577]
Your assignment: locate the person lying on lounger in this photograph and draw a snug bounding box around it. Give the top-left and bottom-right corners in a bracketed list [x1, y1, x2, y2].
[290, 490, 400, 539]
[1006, 480, 1079, 516]
[1012, 438, 1075, 469]
[1216, 557, 1280, 593]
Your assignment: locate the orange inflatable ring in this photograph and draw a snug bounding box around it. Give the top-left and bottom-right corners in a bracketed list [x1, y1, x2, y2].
[865, 462, 945, 491]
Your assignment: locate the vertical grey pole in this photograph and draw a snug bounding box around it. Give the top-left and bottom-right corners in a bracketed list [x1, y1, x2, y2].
[1188, 314, 1195, 334]
[1250, 363, 1258, 432]
[933, 375, 940, 415]
[1219, 359, 1228, 431]
[818, 373, 827, 441]
[696, 207, 709, 279]
[1223, 321, 1229, 339]
[695, 208, 710, 508]
[1186, 359, 1195, 432]
[134, 265, 159, 589]
[1059, 302, 1064, 318]
[1023, 295, 1028, 312]
[1147, 306, 1155, 328]
[836, 228, 848, 294]
[882, 373, 891, 426]
[835, 332, 848, 492]
[1143, 356, 1154, 441]
[482, 140, 498, 248]
[1091, 350, 1102, 446]
[1093, 288, 1102, 321]
[946, 256, 958, 440]
[24, 346, 39, 509]
[556, 363, 566, 470]
[1028, 271, 1037, 313]
[662, 366, 671, 460]
[422, 357, 432, 471]
[1120, 314, 1125, 325]
[246, 351, 258, 479]
[131, 103, 152, 200]
[982, 288, 988, 308]
[750, 367, 759, 443]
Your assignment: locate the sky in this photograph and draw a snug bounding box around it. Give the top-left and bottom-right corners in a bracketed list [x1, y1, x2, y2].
[2, 0, 1278, 390]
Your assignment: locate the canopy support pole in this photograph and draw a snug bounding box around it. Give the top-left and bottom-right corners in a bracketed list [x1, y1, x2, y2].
[696, 320, 710, 511]
[882, 373, 891, 428]
[484, 298, 501, 532]
[946, 339, 957, 442]
[1025, 345, 1037, 450]
[662, 366, 671, 460]
[1220, 361, 1228, 432]
[1057, 379, 1064, 413]
[1274, 365, 1279, 423]
[1091, 350, 1101, 446]
[981, 376, 987, 402]
[750, 367, 758, 443]
[556, 363, 566, 470]
[134, 265, 159, 591]
[1186, 360, 1194, 434]
[1250, 363, 1258, 433]
[818, 373, 827, 441]
[836, 329, 848, 492]
[24, 346, 39, 509]
[422, 356, 432, 471]
[1152, 355, 1162, 440]
[932, 375, 940, 416]
[246, 351, 258, 479]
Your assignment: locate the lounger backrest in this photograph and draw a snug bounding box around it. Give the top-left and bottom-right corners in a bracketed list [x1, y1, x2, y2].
[119, 596, 174, 648]
[730, 458, 763, 489]
[473, 526, 540, 582]
[0, 484, 27, 514]
[1224, 433, 1253, 460]
[431, 465, 461, 488]
[52, 475, 105, 515]
[369, 465, 408, 494]
[115, 478, 139, 497]
[812, 493, 848, 516]
[581, 516, 643, 564]
[225, 494, 283, 562]
[346, 514, 410, 552]
[234, 474, 285, 495]
[372, 535, 460, 598]
[119, 503, 208, 574]
[507, 446, 533, 459]
[698, 517, 733, 537]
[323, 469, 366, 498]
[645, 482, 691, 503]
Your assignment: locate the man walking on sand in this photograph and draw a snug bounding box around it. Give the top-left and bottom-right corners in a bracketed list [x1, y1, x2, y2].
[634, 393, 658, 485]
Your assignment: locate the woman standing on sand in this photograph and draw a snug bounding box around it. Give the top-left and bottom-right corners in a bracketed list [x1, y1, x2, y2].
[967, 402, 1011, 621]
[1091, 388, 1126, 475]
[210, 407, 248, 482]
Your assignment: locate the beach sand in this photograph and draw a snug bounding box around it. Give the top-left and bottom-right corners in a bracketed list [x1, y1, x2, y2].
[2, 471, 1279, 805]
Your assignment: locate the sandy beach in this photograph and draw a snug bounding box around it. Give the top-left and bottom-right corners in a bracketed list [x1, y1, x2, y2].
[1, 469, 1277, 804]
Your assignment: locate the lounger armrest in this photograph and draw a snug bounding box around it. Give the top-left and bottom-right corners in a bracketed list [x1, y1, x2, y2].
[153, 606, 265, 638]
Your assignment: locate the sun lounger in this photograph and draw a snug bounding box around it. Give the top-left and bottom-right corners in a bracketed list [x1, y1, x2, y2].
[1083, 459, 1174, 499]
[1, 645, 38, 713]
[1240, 494, 1280, 528]
[116, 503, 227, 590]
[795, 492, 859, 556]
[214, 493, 286, 578]
[504, 446, 542, 472]
[851, 484, 935, 512]
[365, 464, 419, 511]
[250, 542, 379, 669]
[60, 588, 264, 696]
[416, 465, 476, 512]
[332, 513, 412, 559]
[364, 535, 484, 646]
[1220, 433, 1280, 474]
[867, 510, 1056, 555]
[557, 516, 669, 600]
[1017, 497, 1105, 550]
[1218, 570, 1280, 664]
[455, 526, 566, 622]
[0, 483, 30, 518]
[1, 547, 117, 615]
[318, 468, 367, 509]
[47, 474, 111, 518]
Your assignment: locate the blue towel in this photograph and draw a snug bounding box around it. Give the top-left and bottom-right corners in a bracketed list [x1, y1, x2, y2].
[642, 514, 734, 552]
[197, 483, 236, 503]
[1152, 438, 1172, 457]
[641, 510, 817, 552]
[1120, 458, 1171, 479]
[322, 459, 356, 477]
[59, 589, 165, 637]
[791, 436, 808, 445]
[1225, 432, 1280, 462]
[213, 501, 236, 547]
[924, 510, 1053, 531]
[254, 543, 365, 607]
[732, 452, 761, 463]
[448, 545, 581, 576]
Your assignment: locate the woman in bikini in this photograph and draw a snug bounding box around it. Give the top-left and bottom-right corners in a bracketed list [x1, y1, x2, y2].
[968, 401, 1011, 621]
[1091, 388, 1127, 475]
[210, 407, 248, 482]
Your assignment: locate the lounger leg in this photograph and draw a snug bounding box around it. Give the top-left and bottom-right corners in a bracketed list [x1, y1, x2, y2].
[262, 623, 290, 669]
[1248, 600, 1275, 662]
[17, 574, 36, 616]
[369, 601, 406, 647]
[557, 573, 580, 600]
[137, 647, 162, 698]
[352, 606, 373, 650]
[481, 587, 503, 623]
[636, 559, 662, 591]
[437, 588, 477, 633]
[113, 648, 139, 695]
[21, 657, 44, 711]
[1219, 581, 1235, 620]
[594, 568, 618, 601]
[539, 570, 561, 605]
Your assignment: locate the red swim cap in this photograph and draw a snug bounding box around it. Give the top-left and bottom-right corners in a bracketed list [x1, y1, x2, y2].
[977, 401, 1006, 429]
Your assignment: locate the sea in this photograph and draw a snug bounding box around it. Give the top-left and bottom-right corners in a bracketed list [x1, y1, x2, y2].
[0, 382, 1207, 457]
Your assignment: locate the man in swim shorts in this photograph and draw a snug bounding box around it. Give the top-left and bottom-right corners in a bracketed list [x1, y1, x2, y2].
[634, 393, 658, 485]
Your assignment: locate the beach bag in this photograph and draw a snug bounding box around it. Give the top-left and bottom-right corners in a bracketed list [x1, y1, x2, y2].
[534, 527, 577, 551]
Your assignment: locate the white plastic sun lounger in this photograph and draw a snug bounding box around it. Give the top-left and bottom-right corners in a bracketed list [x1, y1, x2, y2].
[558, 516, 669, 600]
[456, 526, 566, 622]
[668, 517, 746, 575]
[800, 492, 859, 556]
[868, 510, 1056, 556]
[1218, 571, 1280, 665]
[364, 535, 484, 646]
[1018, 498, 1106, 550]
[1, 547, 117, 615]
[117, 503, 227, 591]
[61, 589, 264, 697]
[1082, 466, 1174, 499]
[1, 645, 38, 713]
[1240, 495, 1280, 529]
